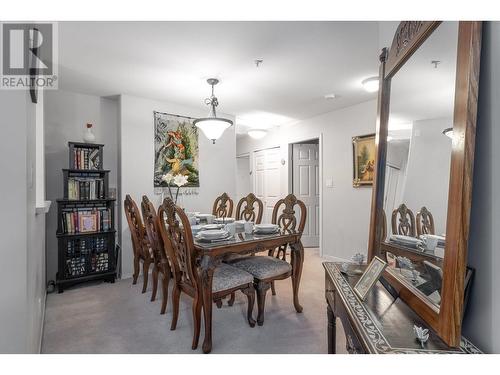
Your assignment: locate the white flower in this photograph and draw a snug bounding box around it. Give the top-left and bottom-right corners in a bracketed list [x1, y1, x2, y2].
[173, 174, 189, 187]
[162, 173, 174, 184]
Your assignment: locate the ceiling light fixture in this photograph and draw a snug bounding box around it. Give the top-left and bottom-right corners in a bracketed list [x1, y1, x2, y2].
[442, 127, 453, 139]
[361, 76, 379, 93]
[247, 129, 268, 139]
[324, 93, 338, 100]
[194, 78, 233, 144]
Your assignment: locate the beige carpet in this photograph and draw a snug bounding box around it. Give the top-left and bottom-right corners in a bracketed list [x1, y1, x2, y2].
[42, 249, 346, 354]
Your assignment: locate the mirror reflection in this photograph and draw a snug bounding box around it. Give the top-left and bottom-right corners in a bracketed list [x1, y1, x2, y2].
[381, 22, 459, 307]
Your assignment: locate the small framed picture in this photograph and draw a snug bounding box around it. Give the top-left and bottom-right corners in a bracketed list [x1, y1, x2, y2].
[354, 256, 387, 300]
[80, 213, 97, 233]
[352, 133, 376, 187]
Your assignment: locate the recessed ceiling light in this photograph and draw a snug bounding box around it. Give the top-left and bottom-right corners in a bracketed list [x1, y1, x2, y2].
[324, 93, 338, 100]
[248, 129, 268, 139]
[361, 76, 379, 93]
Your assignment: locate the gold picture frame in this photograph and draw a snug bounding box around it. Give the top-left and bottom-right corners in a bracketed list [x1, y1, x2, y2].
[353, 256, 387, 300]
[352, 133, 376, 187]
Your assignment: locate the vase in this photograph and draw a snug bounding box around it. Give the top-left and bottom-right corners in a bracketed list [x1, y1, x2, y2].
[83, 123, 96, 143]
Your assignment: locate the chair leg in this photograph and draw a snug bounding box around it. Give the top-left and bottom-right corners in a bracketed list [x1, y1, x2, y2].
[132, 256, 140, 285]
[271, 281, 276, 296]
[228, 292, 235, 306]
[142, 260, 151, 293]
[191, 290, 202, 350]
[241, 286, 256, 327]
[151, 265, 159, 301]
[256, 281, 271, 326]
[160, 272, 169, 315]
[170, 285, 181, 330]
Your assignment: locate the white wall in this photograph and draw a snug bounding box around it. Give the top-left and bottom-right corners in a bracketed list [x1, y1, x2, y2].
[44, 90, 119, 282]
[462, 21, 500, 353]
[400, 118, 452, 235]
[236, 155, 251, 198]
[0, 89, 45, 353]
[119, 94, 236, 278]
[237, 100, 377, 261]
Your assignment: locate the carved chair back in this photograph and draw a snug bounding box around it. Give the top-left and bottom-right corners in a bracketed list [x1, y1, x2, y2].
[416, 206, 435, 236]
[124, 194, 148, 259]
[391, 204, 416, 237]
[235, 193, 263, 224]
[141, 195, 168, 267]
[272, 194, 307, 234]
[212, 192, 234, 219]
[158, 197, 197, 290]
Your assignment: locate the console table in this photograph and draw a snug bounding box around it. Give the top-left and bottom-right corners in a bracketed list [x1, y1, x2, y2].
[323, 262, 481, 354]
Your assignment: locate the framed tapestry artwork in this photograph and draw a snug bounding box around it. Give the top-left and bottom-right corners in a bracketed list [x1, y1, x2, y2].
[153, 111, 200, 188]
[352, 133, 376, 187]
[353, 256, 387, 300]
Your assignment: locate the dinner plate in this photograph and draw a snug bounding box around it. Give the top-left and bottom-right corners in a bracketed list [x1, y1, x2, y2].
[390, 235, 423, 247]
[201, 224, 224, 231]
[214, 217, 235, 224]
[197, 229, 229, 240]
[254, 224, 279, 233]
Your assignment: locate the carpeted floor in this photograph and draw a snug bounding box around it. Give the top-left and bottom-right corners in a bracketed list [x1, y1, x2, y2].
[42, 248, 345, 354]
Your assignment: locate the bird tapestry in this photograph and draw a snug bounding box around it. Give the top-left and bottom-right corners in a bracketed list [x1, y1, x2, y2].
[153, 111, 200, 188]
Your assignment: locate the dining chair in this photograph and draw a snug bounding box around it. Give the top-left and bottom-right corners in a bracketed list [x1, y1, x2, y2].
[157, 197, 256, 350]
[391, 203, 416, 237]
[212, 192, 234, 219]
[231, 194, 306, 326]
[225, 193, 264, 306]
[416, 206, 435, 237]
[124, 194, 154, 293]
[141, 195, 172, 313]
[235, 193, 263, 224]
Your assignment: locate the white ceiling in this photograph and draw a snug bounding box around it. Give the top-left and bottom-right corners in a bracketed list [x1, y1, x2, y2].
[56, 21, 381, 133]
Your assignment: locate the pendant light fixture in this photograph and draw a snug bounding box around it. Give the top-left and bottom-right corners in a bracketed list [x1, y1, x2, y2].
[194, 78, 233, 144]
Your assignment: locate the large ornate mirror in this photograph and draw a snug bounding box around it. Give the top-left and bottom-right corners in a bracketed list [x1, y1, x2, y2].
[368, 21, 482, 347]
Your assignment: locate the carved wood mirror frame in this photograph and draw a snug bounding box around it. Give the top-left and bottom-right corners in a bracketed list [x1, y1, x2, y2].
[367, 21, 482, 347]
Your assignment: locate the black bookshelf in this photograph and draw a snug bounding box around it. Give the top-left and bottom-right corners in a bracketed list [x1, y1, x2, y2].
[56, 142, 116, 293]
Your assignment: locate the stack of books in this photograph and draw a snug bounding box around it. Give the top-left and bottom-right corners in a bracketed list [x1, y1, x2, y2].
[72, 147, 101, 170]
[67, 177, 105, 200]
[61, 207, 112, 234]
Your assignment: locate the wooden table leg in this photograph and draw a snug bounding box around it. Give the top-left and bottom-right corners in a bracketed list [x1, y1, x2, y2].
[290, 240, 304, 313]
[200, 255, 215, 354]
[327, 304, 336, 354]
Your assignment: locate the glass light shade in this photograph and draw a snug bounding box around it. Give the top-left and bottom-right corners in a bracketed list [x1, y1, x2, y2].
[442, 127, 453, 139]
[362, 77, 379, 93]
[194, 117, 233, 143]
[247, 129, 268, 139]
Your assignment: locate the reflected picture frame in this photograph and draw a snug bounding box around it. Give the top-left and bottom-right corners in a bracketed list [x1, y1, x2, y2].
[352, 133, 376, 187]
[354, 256, 387, 300]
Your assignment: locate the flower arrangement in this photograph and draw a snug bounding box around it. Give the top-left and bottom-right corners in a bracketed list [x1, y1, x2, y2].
[162, 172, 189, 204]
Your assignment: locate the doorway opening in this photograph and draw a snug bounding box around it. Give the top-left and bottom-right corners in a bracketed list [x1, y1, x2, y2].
[289, 138, 320, 248]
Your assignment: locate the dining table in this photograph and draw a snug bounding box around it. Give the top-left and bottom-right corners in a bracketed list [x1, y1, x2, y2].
[193, 225, 304, 353]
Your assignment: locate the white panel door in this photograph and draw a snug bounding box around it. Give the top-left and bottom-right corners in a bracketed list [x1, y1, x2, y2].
[292, 143, 319, 247]
[253, 147, 281, 224]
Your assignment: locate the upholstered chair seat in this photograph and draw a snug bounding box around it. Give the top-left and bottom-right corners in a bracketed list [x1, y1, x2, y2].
[231, 256, 292, 280]
[212, 264, 254, 293]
